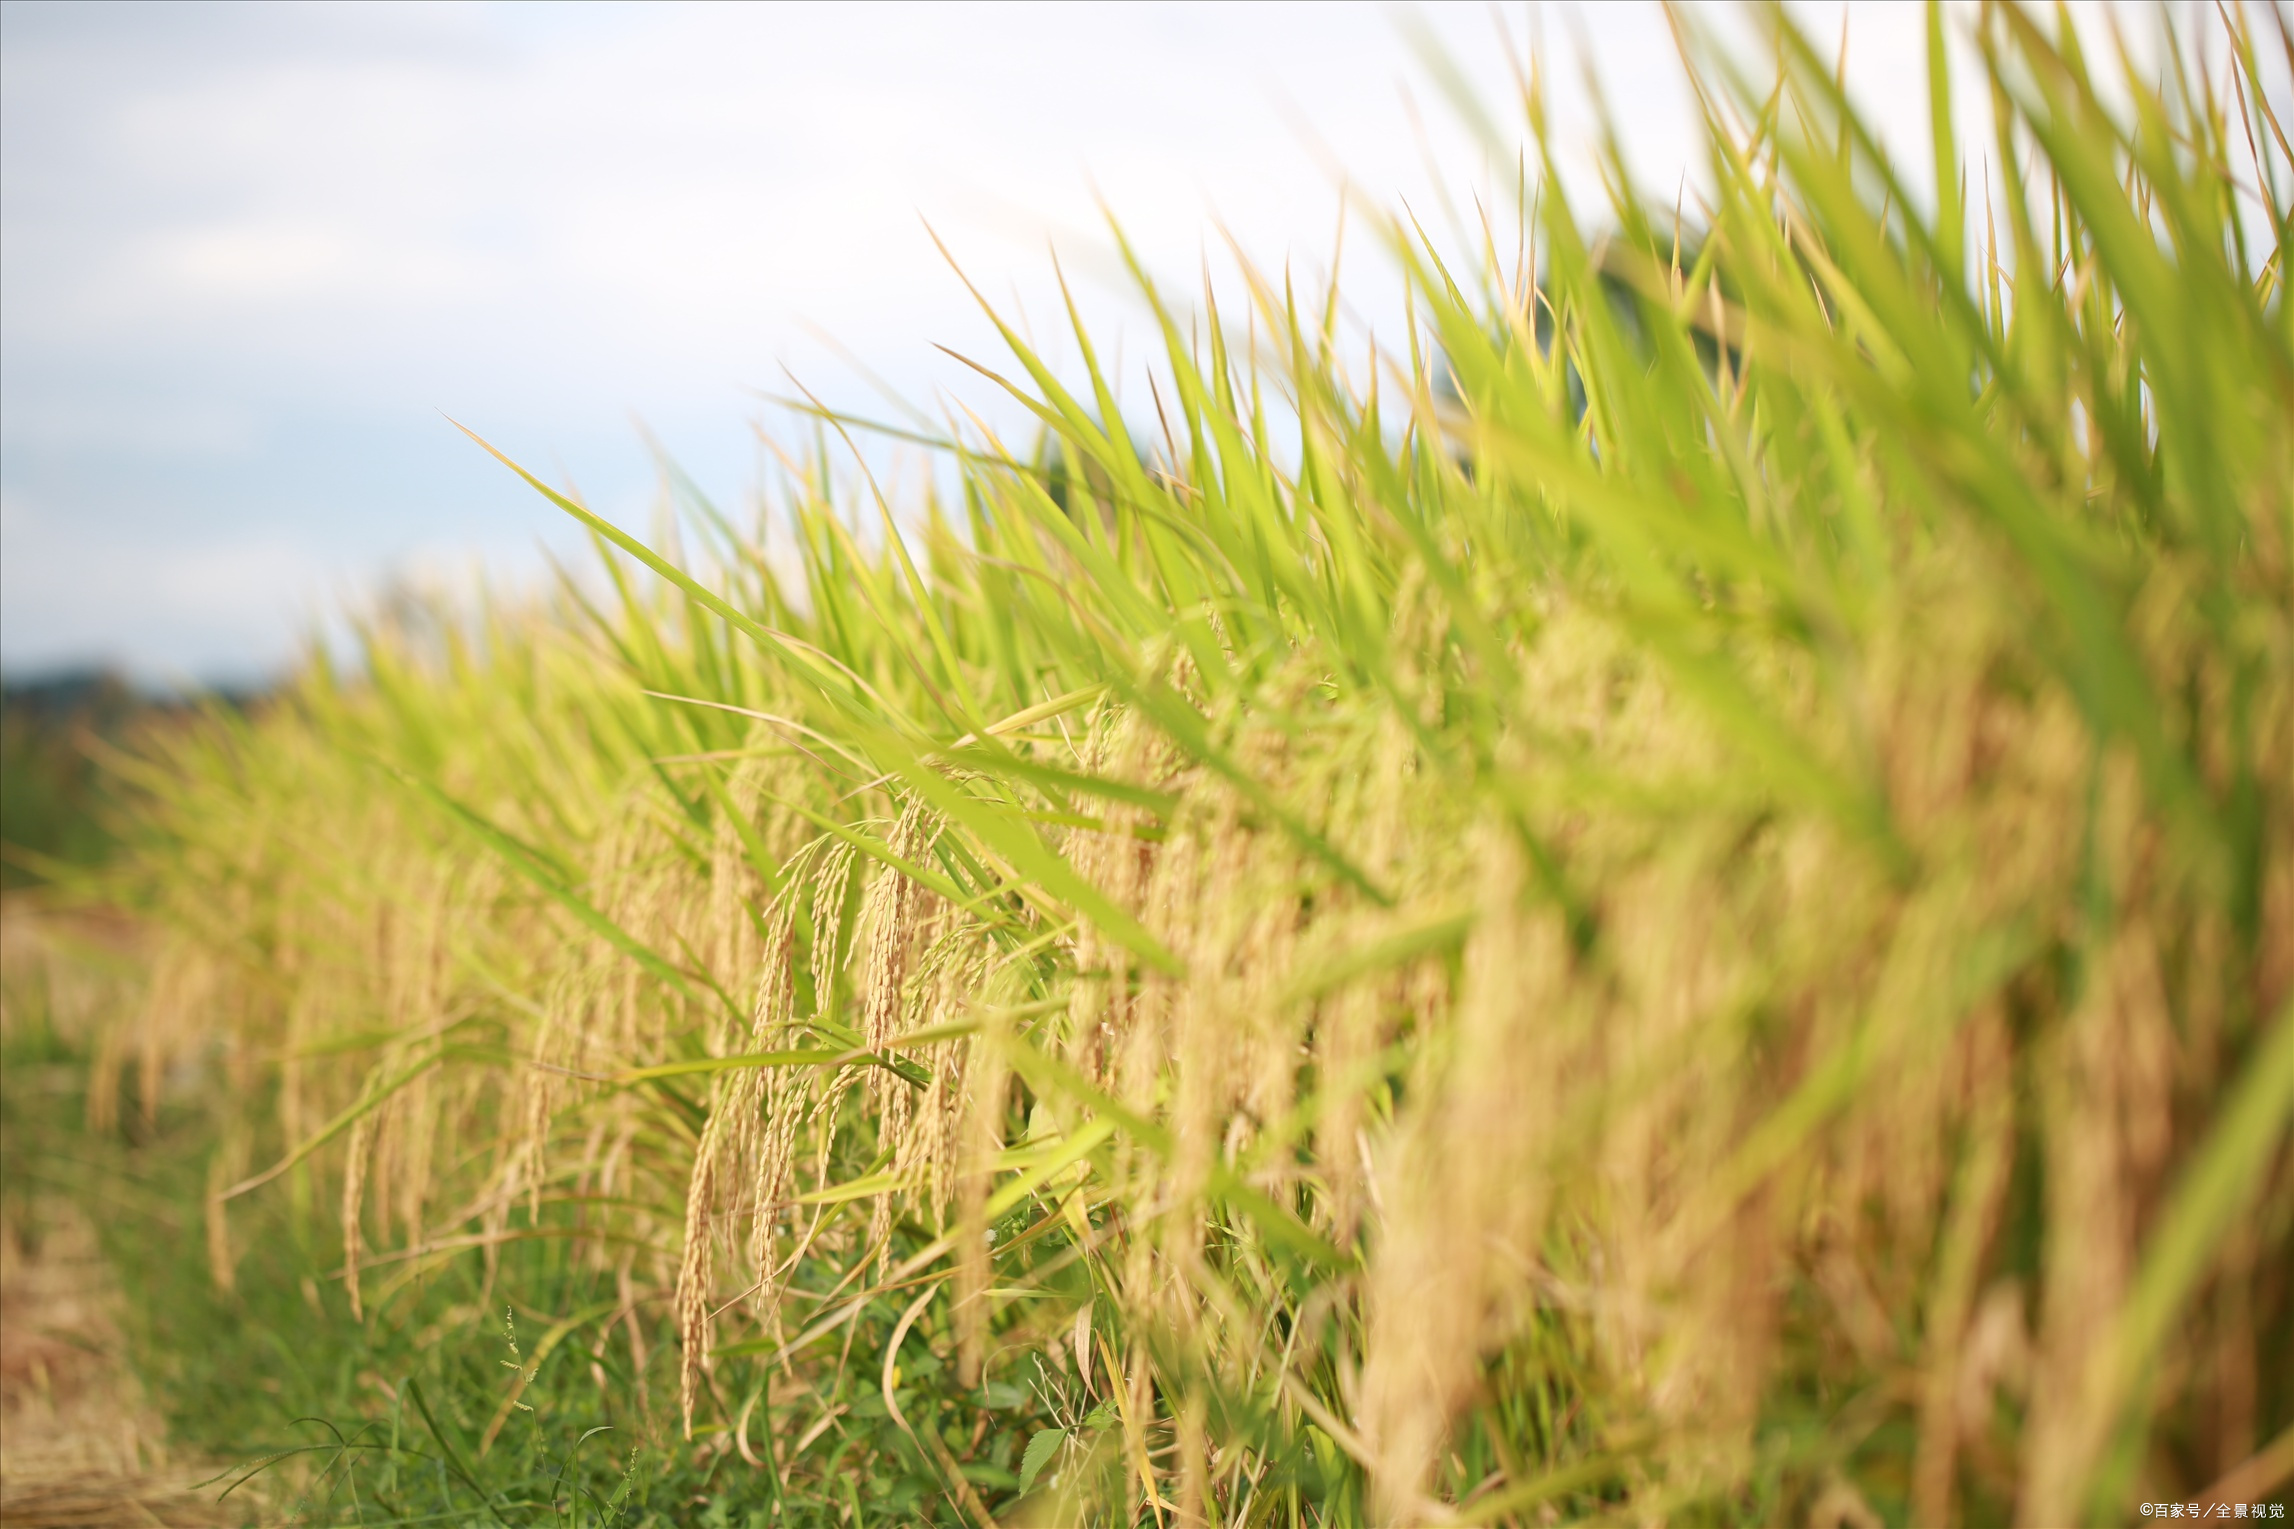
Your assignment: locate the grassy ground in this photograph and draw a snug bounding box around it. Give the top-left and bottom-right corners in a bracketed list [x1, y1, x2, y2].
[12, 5, 2294, 1525]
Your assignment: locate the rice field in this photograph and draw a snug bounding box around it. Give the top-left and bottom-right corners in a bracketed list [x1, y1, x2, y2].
[9, 4, 2292, 1524]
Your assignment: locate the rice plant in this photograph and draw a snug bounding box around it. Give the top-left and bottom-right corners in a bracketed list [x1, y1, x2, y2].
[97, 4, 2292, 1524]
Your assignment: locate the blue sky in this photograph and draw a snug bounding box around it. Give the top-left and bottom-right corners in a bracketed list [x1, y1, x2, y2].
[1, 1, 1975, 687]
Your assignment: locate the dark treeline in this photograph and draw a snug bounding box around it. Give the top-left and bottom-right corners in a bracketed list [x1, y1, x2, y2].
[0, 671, 264, 889]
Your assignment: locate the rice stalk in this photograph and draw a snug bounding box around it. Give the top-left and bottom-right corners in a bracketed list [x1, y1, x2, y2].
[97, 4, 2294, 1523]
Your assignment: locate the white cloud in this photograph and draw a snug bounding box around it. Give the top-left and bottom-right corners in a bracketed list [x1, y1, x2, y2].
[136, 220, 488, 305]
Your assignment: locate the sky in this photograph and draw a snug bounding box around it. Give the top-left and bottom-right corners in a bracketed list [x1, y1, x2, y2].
[1, 1, 2003, 688]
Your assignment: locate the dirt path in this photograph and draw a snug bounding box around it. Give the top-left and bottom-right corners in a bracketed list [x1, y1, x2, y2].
[2, 897, 245, 1525]
[0, 1188, 238, 1525]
